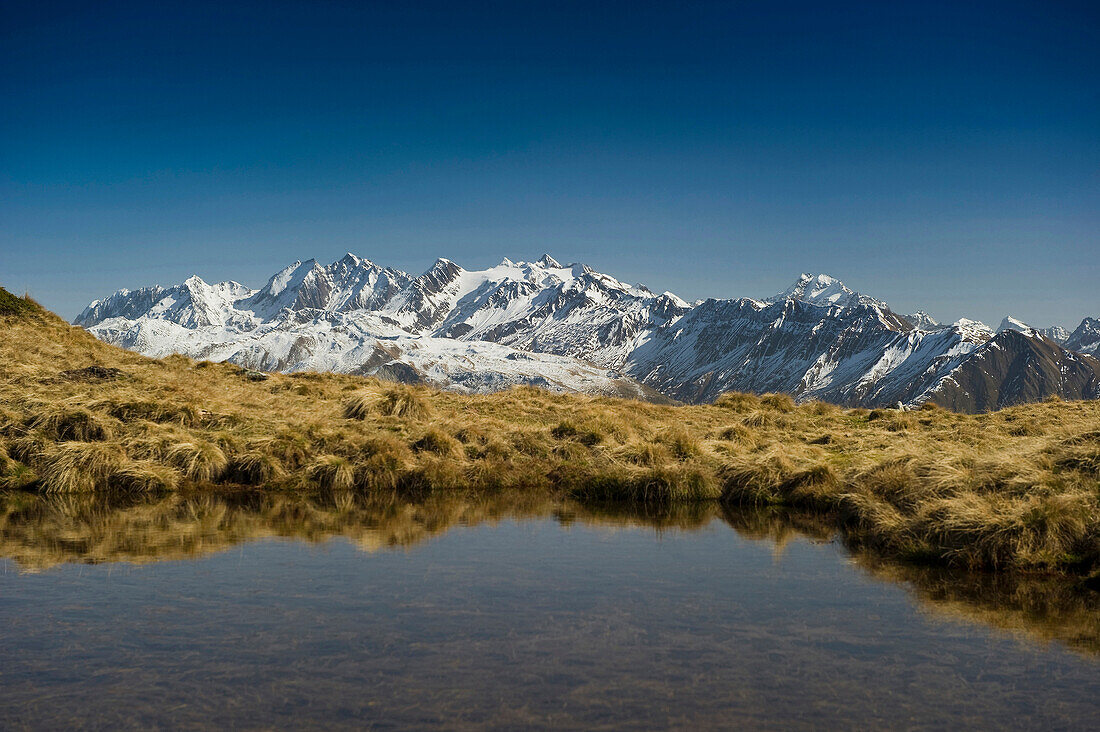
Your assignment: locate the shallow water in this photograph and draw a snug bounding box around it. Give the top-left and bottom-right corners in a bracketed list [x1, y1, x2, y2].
[0, 492, 1097, 729]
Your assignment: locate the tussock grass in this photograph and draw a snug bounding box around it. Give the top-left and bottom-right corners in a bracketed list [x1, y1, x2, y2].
[716, 423, 757, 446]
[342, 390, 381, 420]
[345, 385, 432, 420]
[411, 427, 462, 458]
[112, 461, 181, 492]
[30, 405, 117, 441]
[39, 442, 125, 492]
[551, 420, 602, 446]
[167, 441, 228, 482]
[1, 288, 1099, 575]
[759, 392, 796, 412]
[713, 392, 760, 411]
[660, 427, 701, 460]
[227, 449, 286, 485]
[93, 398, 199, 425]
[308, 454, 356, 491]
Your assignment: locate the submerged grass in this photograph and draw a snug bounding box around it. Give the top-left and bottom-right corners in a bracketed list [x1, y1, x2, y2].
[1, 287, 1099, 575]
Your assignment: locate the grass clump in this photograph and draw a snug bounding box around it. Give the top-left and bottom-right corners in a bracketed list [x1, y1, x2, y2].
[344, 385, 433, 420]
[39, 442, 125, 492]
[112, 461, 181, 492]
[714, 392, 761, 412]
[30, 406, 117, 442]
[551, 420, 602, 446]
[167, 440, 228, 483]
[661, 427, 701, 460]
[717, 423, 756, 446]
[227, 450, 286, 485]
[759, 392, 796, 412]
[411, 428, 461, 458]
[95, 398, 198, 425]
[308, 454, 356, 491]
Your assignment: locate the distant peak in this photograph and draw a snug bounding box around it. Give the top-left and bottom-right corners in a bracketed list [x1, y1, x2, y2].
[288, 258, 320, 273]
[997, 315, 1033, 334]
[905, 310, 943, 331]
[498, 257, 515, 267]
[659, 291, 690, 308]
[537, 253, 561, 268]
[335, 252, 379, 270]
[772, 273, 855, 307]
[420, 257, 463, 283]
[952, 318, 994, 340]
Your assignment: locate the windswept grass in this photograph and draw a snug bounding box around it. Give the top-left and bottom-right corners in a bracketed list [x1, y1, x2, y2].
[1, 286, 1099, 575]
[167, 440, 228, 482]
[344, 385, 433, 420]
[39, 442, 125, 493]
[30, 405, 117, 442]
[308, 454, 356, 491]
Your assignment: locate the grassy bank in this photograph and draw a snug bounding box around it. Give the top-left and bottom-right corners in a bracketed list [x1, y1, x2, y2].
[1, 289, 1098, 576]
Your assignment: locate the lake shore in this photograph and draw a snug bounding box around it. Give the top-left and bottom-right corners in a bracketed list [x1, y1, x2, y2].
[2, 290, 1098, 578]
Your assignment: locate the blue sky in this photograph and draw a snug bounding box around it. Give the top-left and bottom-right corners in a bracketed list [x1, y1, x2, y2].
[1, 0, 1097, 327]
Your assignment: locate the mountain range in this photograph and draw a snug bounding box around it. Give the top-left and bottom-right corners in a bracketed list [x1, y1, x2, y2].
[73, 254, 1100, 412]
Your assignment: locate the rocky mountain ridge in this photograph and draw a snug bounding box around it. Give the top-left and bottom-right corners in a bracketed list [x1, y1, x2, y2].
[73, 254, 1100, 411]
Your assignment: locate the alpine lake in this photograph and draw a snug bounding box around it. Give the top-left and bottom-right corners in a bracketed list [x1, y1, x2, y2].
[1, 489, 1097, 730]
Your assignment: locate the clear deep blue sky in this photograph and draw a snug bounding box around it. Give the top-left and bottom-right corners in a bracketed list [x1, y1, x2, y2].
[1, 0, 1097, 326]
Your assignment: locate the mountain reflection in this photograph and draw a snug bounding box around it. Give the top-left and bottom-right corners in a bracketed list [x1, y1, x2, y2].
[2, 489, 1097, 656]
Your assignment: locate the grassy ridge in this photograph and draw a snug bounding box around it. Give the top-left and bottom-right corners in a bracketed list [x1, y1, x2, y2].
[1, 289, 1098, 575]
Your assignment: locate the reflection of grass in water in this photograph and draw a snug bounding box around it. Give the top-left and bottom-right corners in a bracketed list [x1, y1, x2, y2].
[854, 558, 1100, 656]
[723, 505, 1100, 657]
[1, 490, 1098, 657]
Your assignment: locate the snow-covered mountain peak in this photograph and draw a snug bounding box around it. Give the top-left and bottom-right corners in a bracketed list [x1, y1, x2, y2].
[997, 316, 1033, 334]
[537, 253, 562, 268]
[952, 318, 995, 341]
[773, 273, 858, 308]
[1039, 325, 1070, 344]
[905, 311, 943, 331]
[1065, 317, 1100, 355]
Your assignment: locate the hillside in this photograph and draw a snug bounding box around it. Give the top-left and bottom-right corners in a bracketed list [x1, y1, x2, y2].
[2, 288, 1099, 577]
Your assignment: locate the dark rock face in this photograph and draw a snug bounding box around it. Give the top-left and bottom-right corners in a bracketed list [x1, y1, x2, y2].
[1065, 317, 1100, 356]
[74, 287, 167, 326]
[364, 361, 428, 385]
[928, 330, 1100, 412]
[625, 297, 914, 405]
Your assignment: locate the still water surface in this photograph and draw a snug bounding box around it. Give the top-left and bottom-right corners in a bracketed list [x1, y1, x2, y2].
[0, 492, 1097, 729]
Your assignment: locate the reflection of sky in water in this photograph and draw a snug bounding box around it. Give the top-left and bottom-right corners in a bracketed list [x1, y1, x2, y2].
[1, 513, 1098, 729]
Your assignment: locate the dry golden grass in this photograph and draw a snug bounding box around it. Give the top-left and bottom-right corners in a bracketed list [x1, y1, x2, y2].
[0, 290, 1098, 575]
